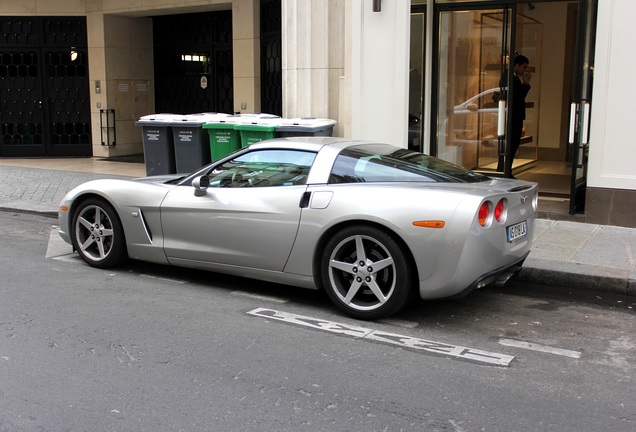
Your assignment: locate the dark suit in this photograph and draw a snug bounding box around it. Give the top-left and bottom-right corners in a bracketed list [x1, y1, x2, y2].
[508, 74, 531, 173]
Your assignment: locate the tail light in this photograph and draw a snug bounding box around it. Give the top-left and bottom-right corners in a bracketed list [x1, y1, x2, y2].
[494, 199, 507, 223]
[478, 199, 507, 227]
[478, 202, 491, 226]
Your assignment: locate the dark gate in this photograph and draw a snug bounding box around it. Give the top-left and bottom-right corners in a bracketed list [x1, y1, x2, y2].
[0, 17, 91, 157]
[260, 0, 282, 117]
[153, 12, 233, 115]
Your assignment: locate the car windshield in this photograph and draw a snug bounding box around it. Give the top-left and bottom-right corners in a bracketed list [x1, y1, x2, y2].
[329, 144, 490, 184]
[204, 149, 316, 187]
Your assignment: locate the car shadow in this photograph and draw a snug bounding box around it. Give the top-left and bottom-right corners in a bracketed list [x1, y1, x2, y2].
[114, 260, 635, 328]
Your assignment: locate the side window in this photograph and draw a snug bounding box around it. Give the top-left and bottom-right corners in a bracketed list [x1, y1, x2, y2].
[330, 154, 408, 183]
[206, 149, 316, 188]
[329, 148, 440, 184]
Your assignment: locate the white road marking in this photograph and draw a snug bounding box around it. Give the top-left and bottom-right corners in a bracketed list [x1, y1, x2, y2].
[498, 338, 582, 359]
[248, 308, 514, 367]
[46, 227, 74, 258]
[50, 254, 80, 263]
[232, 291, 288, 303]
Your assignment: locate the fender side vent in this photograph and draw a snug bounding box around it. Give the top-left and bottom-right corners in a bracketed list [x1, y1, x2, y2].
[138, 209, 153, 243]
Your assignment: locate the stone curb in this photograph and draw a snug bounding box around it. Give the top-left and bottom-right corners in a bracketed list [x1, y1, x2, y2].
[519, 258, 633, 297]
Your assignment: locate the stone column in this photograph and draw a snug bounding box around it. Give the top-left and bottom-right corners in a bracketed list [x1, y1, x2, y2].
[233, 0, 261, 114]
[282, 0, 345, 132]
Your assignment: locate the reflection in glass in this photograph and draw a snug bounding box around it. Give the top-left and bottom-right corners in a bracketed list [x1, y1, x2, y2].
[436, 9, 541, 175]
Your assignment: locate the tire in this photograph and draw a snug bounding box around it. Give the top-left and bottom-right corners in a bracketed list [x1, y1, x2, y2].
[71, 198, 128, 269]
[320, 225, 414, 320]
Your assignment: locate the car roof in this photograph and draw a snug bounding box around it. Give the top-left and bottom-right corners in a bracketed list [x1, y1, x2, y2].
[247, 137, 393, 185]
[248, 136, 376, 153]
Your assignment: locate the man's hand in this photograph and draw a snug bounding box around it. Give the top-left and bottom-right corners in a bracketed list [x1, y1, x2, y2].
[522, 72, 532, 85]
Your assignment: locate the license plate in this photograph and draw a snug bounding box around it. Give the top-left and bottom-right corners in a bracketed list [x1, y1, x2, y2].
[507, 220, 528, 242]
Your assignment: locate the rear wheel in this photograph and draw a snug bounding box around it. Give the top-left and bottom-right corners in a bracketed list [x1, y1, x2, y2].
[321, 225, 414, 320]
[71, 198, 128, 268]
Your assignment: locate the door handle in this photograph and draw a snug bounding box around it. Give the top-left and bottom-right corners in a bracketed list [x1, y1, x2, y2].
[299, 191, 311, 208]
[568, 102, 577, 144]
[497, 100, 506, 137]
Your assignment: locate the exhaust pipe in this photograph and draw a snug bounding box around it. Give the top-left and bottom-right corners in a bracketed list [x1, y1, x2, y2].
[494, 266, 522, 288]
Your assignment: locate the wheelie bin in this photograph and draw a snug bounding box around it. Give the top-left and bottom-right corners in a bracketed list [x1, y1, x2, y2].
[168, 113, 226, 172]
[135, 113, 183, 175]
[275, 118, 337, 137]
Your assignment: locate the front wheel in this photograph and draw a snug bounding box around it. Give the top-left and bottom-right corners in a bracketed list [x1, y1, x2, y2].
[71, 198, 128, 269]
[320, 226, 414, 320]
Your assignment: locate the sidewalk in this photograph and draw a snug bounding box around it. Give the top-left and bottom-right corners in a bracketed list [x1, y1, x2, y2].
[0, 158, 634, 302]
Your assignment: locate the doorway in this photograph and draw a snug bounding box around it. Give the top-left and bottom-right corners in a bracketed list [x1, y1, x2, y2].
[512, 2, 578, 197]
[260, 0, 283, 117]
[152, 12, 234, 115]
[0, 16, 91, 158]
[429, 0, 595, 213]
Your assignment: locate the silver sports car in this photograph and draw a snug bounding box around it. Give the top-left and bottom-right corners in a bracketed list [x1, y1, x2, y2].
[58, 137, 538, 320]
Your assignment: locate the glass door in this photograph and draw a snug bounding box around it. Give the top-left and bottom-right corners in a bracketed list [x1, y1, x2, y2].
[504, 12, 542, 176]
[569, 0, 597, 213]
[435, 5, 542, 177]
[435, 7, 512, 171]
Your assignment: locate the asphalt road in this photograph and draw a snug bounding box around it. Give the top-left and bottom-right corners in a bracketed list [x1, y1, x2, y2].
[1, 211, 634, 431]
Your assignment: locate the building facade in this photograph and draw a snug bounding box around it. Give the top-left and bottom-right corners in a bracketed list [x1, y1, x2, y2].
[0, 0, 634, 227]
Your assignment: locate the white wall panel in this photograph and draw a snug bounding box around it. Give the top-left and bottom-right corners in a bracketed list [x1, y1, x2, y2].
[588, 0, 636, 189]
[347, 0, 410, 147]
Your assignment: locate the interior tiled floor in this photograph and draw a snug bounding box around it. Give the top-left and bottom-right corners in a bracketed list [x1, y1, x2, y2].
[516, 161, 585, 221]
[516, 160, 570, 195]
[520, 160, 571, 175]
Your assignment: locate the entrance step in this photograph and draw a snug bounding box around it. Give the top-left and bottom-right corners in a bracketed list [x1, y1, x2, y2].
[537, 196, 586, 223]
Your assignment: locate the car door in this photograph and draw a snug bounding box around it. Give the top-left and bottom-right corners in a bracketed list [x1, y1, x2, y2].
[160, 149, 315, 271]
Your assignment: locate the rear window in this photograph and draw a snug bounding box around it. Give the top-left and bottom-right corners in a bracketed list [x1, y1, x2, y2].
[329, 144, 490, 184]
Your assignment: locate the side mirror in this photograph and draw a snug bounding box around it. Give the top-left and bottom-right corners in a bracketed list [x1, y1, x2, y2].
[193, 175, 210, 197]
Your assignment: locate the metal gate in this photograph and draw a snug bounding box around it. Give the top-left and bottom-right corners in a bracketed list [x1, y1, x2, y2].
[153, 12, 233, 115]
[0, 17, 91, 157]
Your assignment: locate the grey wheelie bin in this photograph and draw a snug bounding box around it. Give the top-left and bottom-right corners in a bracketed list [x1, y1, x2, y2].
[135, 113, 182, 175]
[275, 118, 337, 137]
[169, 113, 223, 173]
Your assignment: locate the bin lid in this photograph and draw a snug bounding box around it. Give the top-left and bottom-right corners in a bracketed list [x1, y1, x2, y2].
[275, 117, 337, 132]
[136, 114, 188, 126]
[203, 114, 254, 126]
[204, 114, 282, 128]
[183, 112, 231, 122]
[137, 113, 186, 122]
[234, 116, 283, 131]
[167, 112, 233, 126]
[249, 113, 280, 119]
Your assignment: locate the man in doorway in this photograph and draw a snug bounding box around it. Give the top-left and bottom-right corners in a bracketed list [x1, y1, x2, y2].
[508, 54, 532, 177]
